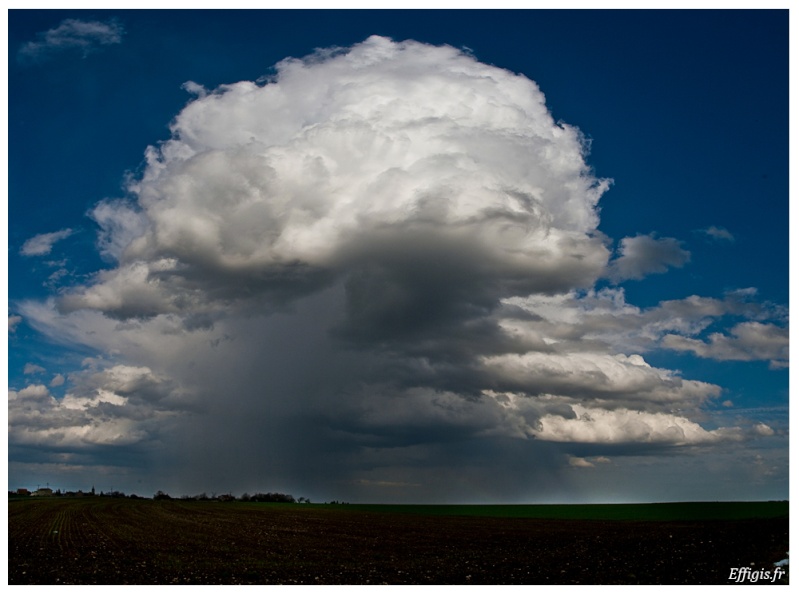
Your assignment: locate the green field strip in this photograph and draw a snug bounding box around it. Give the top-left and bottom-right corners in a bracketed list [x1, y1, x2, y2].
[11, 497, 789, 522]
[304, 500, 789, 521]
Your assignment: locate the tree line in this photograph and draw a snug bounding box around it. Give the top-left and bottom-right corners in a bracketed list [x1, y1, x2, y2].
[154, 490, 309, 503]
[11, 488, 309, 503]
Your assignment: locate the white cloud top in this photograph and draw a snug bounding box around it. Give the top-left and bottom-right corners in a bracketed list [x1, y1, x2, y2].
[63, 35, 610, 319]
[535, 405, 743, 445]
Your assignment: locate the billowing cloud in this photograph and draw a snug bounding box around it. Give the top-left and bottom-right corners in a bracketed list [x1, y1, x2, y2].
[10, 37, 783, 501]
[60, 35, 610, 324]
[90, 200, 150, 262]
[8, 365, 189, 450]
[20, 229, 74, 257]
[17, 18, 123, 63]
[499, 286, 786, 361]
[480, 352, 721, 411]
[536, 404, 743, 445]
[606, 233, 690, 281]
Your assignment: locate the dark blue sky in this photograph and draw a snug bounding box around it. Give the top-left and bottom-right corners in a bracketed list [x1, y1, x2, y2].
[7, 9, 789, 502]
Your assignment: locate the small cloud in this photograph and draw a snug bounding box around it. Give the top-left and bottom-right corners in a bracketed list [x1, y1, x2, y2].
[606, 233, 690, 282]
[45, 267, 70, 289]
[700, 226, 735, 242]
[181, 81, 207, 98]
[50, 374, 66, 387]
[569, 456, 611, 468]
[8, 315, 22, 333]
[726, 287, 758, 298]
[20, 229, 74, 257]
[18, 18, 124, 63]
[722, 400, 734, 407]
[24, 363, 47, 375]
[753, 423, 775, 437]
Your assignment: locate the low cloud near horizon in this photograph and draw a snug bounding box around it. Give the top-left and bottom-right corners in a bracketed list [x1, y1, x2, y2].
[10, 36, 787, 502]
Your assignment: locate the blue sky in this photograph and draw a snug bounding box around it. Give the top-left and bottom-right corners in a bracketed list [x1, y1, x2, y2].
[6, 9, 789, 503]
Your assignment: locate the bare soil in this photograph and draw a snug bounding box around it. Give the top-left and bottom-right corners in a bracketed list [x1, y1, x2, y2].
[7, 498, 789, 585]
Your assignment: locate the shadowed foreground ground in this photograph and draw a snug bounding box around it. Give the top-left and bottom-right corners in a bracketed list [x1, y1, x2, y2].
[8, 498, 788, 585]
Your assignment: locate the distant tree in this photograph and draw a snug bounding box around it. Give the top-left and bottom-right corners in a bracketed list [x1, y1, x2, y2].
[154, 490, 172, 500]
[248, 492, 295, 503]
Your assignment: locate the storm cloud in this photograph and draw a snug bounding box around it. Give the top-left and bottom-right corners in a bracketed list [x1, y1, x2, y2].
[11, 37, 785, 502]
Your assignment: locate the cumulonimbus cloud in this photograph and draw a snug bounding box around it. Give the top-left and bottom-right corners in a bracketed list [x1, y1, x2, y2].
[11, 36, 784, 500]
[63, 35, 611, 325]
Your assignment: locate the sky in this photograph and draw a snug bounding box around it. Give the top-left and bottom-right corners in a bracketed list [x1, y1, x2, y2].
[6, 8, 790, 503]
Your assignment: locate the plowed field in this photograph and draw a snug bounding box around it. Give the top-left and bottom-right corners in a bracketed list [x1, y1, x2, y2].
[7, 498, 788, 585]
